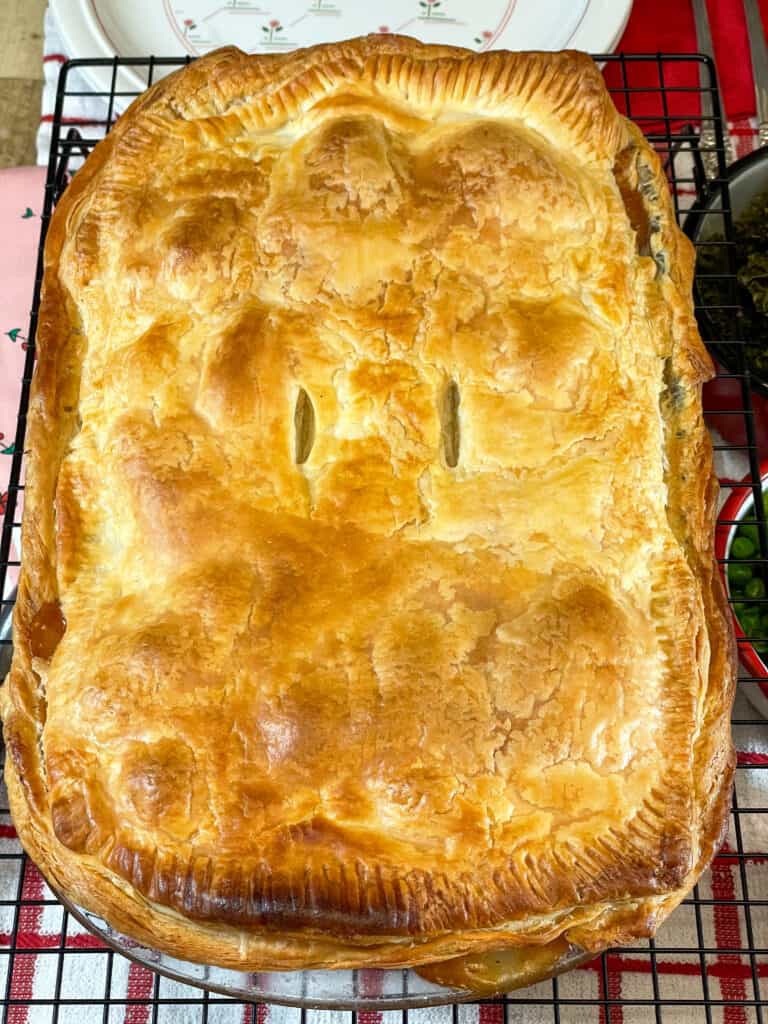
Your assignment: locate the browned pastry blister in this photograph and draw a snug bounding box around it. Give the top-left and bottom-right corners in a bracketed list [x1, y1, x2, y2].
[0, 38, 736, 993]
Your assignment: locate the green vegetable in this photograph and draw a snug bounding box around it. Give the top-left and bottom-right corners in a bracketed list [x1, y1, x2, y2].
[733, 598, 753, 622]
[738, 523, 760, 546]
[745, 577, 766, 599]
[729, 562, 753, 588]
[739, 609, 761, 635]
[738, 252, 768, 315]
[695, 187, 768, 378]
[732, 536, 756, 559]
[760, 612, 768, 631]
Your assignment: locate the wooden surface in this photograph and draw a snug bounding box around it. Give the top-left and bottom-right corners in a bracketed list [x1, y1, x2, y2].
[0, 0, 47, 168]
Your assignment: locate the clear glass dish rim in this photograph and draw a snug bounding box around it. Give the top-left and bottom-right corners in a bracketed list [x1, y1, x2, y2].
[57, 890, 593, 1010]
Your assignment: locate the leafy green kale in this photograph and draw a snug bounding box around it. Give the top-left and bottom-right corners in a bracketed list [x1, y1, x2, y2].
[739, 189, 768, 246]
[696, 188, 768, 378]
[738, 251, 768, 316]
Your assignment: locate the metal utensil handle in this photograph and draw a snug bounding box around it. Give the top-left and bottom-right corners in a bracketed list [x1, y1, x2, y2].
[699, 125, 720, 179]
[745, 0, 768, 146]
[692, 0, 727, 177]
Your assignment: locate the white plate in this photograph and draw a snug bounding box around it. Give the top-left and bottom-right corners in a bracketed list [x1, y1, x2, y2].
[51, 0, 633, 97]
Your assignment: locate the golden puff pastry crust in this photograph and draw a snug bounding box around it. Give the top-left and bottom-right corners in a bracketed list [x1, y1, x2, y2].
[2, 37, 736, 991]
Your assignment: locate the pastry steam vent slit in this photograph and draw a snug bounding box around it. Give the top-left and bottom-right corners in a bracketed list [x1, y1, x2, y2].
[293, 388, 316, 465]
[441, 380, 461, 468]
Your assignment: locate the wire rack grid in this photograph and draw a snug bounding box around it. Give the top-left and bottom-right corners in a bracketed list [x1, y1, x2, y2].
[0, 51, 765, 1024]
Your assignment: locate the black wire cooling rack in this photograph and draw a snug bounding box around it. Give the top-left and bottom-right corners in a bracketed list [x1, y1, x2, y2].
[0, 52, 766, 1024]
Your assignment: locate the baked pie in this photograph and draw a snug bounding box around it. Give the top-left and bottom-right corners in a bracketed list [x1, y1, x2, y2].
[1, 38, 736, 994]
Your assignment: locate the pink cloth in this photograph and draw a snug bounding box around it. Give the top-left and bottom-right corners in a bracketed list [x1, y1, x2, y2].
[0, 166, 47, 589]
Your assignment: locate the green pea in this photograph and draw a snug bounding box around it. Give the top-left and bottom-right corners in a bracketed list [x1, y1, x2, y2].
[732, 536, 756, 559]
[746, 578, 767, 600]
[734, 601, 749, 617]
[739, 523, 760, 546]
[740, 610, 761, 635]
[729, 563, 753, 588]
